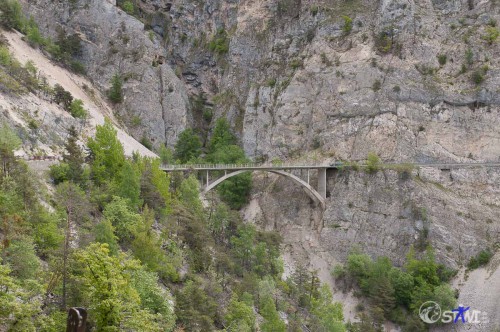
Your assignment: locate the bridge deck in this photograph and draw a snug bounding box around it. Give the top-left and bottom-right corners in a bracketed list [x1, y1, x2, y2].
[160, 162, 500, 171]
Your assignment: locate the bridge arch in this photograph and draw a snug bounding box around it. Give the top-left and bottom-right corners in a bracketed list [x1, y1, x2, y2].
[204, 170, 326, 209]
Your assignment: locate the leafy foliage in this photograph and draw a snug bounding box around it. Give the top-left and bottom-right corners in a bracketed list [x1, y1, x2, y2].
[174, 128, 202, 163]
[339, 247, 456, 329]
[87, 119, 125, 185]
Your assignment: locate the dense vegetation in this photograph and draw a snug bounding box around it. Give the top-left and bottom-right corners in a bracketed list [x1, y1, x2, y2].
[173, 118, 252, 209]
[0, 119, 345, 331]
[334, 249, 457, 332]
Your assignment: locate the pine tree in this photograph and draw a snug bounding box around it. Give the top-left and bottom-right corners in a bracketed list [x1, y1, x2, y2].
[0, 122, 21, 178]
[116, 160, 142, 210]
[63, 126, 85, 185]
[173, 129, 202, 163]
[260, 296, 286, 332]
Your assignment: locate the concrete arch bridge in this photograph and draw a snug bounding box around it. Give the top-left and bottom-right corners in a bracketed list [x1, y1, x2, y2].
[161, 162, 500, 210]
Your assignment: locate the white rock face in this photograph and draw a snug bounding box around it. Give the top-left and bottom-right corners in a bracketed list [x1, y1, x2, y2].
[20, 0, 191, 148]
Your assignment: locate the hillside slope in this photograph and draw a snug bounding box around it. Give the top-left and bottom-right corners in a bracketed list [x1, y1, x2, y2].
[1, 29, 156, 158]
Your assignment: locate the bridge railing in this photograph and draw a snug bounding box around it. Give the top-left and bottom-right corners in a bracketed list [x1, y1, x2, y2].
[160, 162, 308, 170]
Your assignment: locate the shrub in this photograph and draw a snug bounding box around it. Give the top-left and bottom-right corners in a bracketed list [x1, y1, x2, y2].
[467, 249, 493, 270]
[437, 54, 447, 66]
[69, 60, 86, 74]
[49, 163, 70, 184]
[202, 109, 213, 122]
[482, 26, 499, 45]
[140, 136, 153, 150]
[0, 0, 25, 30]
[208, 28, 229, 55]
[471, 65, 488, 85]
[372, 79, 381, 92]
[290, 58, 303, 70]
[342, 15, 353, 34]
[108, 73, 123, 103]
[366, 152, 380, 173]
[122, 1, 134, 14]
[310, 5, 319, 17]
[69, 99, 87, 118]
[53, 84, 73, 111]
[266, 78, 276, 87]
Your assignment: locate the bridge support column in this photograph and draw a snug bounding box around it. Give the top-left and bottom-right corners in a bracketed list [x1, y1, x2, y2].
[206, 171, 209, 189]
[317, 168, 326, 199]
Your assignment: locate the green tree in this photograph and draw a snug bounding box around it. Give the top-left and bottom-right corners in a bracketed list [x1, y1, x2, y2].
[103, 196, 141, 241]
[225, 293, 255, 331]
[62, 126, 86, 185]
[74, 243, 161, 332]
[159, 144, 175, 164]
[2, 236, 40, 281]
[87, 119, 125, 185]
[53, 84, 73, 111]
[129, 268, 176, 331]
[310, 284, 345, 332]
[130, 207, 179, 281]
[174, 129, 202, 163]
[116, 160, 142, 210]
[0, 258, 44, 331]
[175, 280, 217, 331]
[94, 220, 119, 256]
[260, 296, 286, 332]
[0, 0, 24, 30]
[108, 73, 123, 103]
[0, 122, 21, 178]
[208, 118, 237, 153]
[389, 268, 414, 307]
[55, 181, 90, 309]
[179, 174, 203, 215]
[69, 99, 87, 118]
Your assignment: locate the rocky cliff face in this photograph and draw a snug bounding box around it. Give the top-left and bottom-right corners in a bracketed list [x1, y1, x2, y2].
[20, 0, 191, 148]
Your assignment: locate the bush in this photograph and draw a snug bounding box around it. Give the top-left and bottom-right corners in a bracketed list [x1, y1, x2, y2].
[372, 79, 381, 92]
[467, 249, 493, 270]
[53, 84, 73, 111]
[208, 28, 229, 55]
[122, 1, 134, 14]
[342, 16, 353, 34]
[49, 163, 70, 184]
[310, 5, 319, 17]
[290, 58, 303, 70]
[437, 54, 447, 66]
[366, 152, 380, 173]
[69, 99, 87, 118]
[140, 136, 153, 150]
[108, 73, 123, 103]
[0, 0, 25, 30]
[471, 65, 488, 85]
[482, 26, 499, 45]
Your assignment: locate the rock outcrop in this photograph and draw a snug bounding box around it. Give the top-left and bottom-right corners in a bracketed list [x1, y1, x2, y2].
[20, 0, 191, 148]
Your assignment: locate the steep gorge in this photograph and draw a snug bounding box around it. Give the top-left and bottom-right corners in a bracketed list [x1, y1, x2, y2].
[5, 0, 500, 330]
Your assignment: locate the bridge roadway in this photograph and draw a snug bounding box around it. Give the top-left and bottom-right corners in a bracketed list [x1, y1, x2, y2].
[160, 162, 500, 210]
[160, 162, 500, 171]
